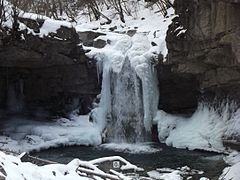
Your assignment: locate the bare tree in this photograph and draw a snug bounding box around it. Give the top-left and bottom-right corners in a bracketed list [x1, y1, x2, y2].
[145, 0, 173, 16]
[0, 0, 5, 28]
[107, 0, 125, 22]
[9, 0, 21, 40]
[4, 0, 174, 25]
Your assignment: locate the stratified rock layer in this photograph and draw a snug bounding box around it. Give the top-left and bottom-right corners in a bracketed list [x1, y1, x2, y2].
[159, 0, 240, 114]
[0, 19, 100, 117]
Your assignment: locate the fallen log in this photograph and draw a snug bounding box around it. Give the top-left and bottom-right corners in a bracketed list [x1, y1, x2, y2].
[20, 153, 58, 165]
[77, 167, 121, 180]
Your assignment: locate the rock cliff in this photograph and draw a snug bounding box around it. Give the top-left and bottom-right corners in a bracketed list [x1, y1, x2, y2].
[1, 0, 239, 117]
[159, 0, 240, 114]
[0, 19, 100, 117]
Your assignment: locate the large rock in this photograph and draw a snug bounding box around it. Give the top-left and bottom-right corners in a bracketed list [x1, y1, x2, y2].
[159, 0, 240, 114]
[0, 19, 100, 117]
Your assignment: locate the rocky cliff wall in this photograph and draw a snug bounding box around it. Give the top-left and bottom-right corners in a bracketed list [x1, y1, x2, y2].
[0, 20, 100, 117]
[159, 0, 240, 114]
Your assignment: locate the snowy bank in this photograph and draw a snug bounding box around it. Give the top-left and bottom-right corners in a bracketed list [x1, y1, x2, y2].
[0, 151, 211, 180]
[0, 115, 101, 153]
[154, 103, 240, 152]
[219, 151, 240, 180]
[0, 151, 141, 180]
[1, 0, 73, 39]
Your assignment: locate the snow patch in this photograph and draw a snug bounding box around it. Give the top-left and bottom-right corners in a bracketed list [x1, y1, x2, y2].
[89, 156, 143, 171]
[148, 166, 205, 180]
[148, 170, 182, 180]
[38, 19, 72, 38]
[19, 12, 49, 20]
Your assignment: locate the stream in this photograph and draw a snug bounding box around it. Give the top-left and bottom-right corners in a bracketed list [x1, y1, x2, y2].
[31, 143, 226, 179]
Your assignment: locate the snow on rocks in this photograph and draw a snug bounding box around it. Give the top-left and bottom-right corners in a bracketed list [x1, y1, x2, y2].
[147, 166, 205, 180]
[147, 170, 182, 180]
[219, 162, 240, 180]
[1, 0, 73, 39]
[89, 156, 143, 172]
[219, 151, 240, 180]
[38, 19, 72, 38]
[0, 151, 143, 180]
[0, 150, 214, 180]
[0, 115, 101, 153]
[18, 12, 49, 21]
[76, 5, 175, 60]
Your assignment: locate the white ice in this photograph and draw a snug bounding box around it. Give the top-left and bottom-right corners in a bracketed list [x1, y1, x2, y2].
[98, 143, 161, 154]
[154, 103, 239, 152]
[78, 2, 175, 139]
[219, 151, 240, 180]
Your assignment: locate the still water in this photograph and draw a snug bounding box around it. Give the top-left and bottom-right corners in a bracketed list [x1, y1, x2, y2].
[31, 143, 226, 179]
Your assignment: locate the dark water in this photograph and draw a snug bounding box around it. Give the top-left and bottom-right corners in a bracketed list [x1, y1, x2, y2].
[31, 143, 226, 179]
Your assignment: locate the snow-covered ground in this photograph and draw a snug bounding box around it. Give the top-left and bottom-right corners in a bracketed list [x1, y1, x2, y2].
[0, 150, 212, 180]
[0, 116, 160, 154]
[0, 115, 101, 153]
[76, 4, 175, 59]
[1, 0, 240, 179]
[0, 151, 142, 180]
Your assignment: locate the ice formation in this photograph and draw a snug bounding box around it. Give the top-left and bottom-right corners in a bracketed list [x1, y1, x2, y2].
[79, 3, 174, 143]
[87, 33, 159, 143]
[153, 102, 240, 152]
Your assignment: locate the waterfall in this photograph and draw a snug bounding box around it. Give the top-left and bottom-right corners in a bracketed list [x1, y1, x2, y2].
[108, 58, 145, 143]
[89, 34, 159, 143]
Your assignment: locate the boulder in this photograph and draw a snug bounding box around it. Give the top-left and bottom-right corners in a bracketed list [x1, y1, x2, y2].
[78, 31, 105, 47]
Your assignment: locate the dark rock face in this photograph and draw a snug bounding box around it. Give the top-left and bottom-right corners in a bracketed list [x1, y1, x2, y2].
[159, 0, 240, 114]
[157, 63, 199, 114]
[0, 20, 100, 117]
[78, 31, 106, 47]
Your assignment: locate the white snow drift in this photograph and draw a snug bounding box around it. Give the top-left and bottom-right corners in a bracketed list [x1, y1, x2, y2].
[0, 115, 101, 153]
[153, 102, 240, 152]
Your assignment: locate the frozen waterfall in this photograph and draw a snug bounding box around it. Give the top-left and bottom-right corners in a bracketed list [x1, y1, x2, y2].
[88, 34, 159, 143]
